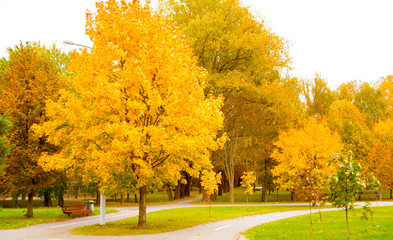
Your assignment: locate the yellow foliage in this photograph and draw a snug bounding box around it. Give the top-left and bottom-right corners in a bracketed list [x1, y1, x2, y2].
[200, 170, 221, 196]
[240, 171, 256, 196]
[34, 0, 224, 194]
[272, 117, 343, 190]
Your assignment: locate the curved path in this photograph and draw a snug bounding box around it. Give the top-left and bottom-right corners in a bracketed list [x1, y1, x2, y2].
[2, 198, 393, 240]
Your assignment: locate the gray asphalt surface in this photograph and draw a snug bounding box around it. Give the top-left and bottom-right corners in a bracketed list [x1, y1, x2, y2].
[1, 197, 392, 240]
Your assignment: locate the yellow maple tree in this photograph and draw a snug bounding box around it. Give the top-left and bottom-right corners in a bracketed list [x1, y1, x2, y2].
[271, 117, 342, 198]
[34, 0, 224, 227]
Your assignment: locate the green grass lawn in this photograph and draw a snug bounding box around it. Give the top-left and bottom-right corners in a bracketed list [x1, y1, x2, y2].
[73, 205, 314, 235]
[244, 206, 393, 240]
[0, 207, 117, 229]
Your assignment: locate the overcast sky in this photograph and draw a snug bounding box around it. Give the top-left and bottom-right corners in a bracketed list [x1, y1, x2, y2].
[0, 0, 392, 89]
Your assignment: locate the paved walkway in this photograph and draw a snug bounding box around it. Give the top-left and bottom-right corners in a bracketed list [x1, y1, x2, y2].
[2, 198, 393, 240]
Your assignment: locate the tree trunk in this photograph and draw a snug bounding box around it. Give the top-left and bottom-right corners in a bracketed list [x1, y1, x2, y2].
[180, 183, 185, 199]
[380, 189, 382, 201]
[218, 183, 223, 196]
[120, 194, 124, 206]
[390, 189, 392, 199]
[58, 193, 64, 207]
[290, 190, 297, 201]
[127, 193, 130, 203]
[184, 174, 192, 197]
[261, 167, 268, 202]
[345, 206, 350, 240]
[174, 184, 180, 200]
[165, 184, 173, 201]
[202, 189, 209, 202]
[229, 181, 234, 204]
[96, 188, 100, 204]
[27, 190, 34, 218]
[44, 194, 52, 207]
[138, 186, 147, 227]
[135, 194, 138, 203]
[22, 193, 26, 201]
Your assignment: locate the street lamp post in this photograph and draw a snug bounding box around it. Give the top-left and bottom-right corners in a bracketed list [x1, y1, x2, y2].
[63, 40, 91, 49]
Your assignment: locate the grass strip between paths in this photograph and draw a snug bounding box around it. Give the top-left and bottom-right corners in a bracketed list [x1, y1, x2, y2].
[0, 208, 117, 229]
[244, 206, 393, 240]
[72, 205, 314, 235]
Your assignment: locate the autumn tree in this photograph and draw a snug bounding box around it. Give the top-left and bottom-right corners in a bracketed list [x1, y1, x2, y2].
[162, 0, 295, 203]
[0, 112, 12, 175]
[272, 117, 342, 204]
[0, 42, 70, 217]
[368, 119, 393, 198]
[335, 80, 360, 103]
[354, 82, 387, 127]
[378, 75, 393, 117]
[302, 74, 335, 119]
[35, 0, 224, 227]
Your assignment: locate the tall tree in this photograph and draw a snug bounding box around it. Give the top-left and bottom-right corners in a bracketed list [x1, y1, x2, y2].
[162, 0, 293, 203]
[0, 42, 70, 217]
[35, 0, 224, 227]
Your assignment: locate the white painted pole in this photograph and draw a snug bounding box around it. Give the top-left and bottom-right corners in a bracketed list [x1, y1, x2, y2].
[100, 194, 106, 225]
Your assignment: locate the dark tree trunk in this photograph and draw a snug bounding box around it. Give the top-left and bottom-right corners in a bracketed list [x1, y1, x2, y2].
[174, 184, 180, 200]
[27, 190, 34, 218]
[21, 193, 26, 201]
[127, 193, 130, 203]
[218, 183, 223, 196]
[180, 183, 185, 199]
[44, 194, 52, 207]
[58, 193, 64, 207]
[138, 186, 147, 227]
[96, 188, 100, 204]
[291, 189, 297, 201]
[184, 174, 192, 197]
[224, 180, 229, 193]
[120, 194, 124, 206]
[261, 163, 268, 202]
[390, 189, 392, 199]
[135, 194, 138, 203]
[165, 184, 173, 201]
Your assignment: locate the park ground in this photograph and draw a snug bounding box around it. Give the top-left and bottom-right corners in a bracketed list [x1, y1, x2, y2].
[1, 188, 393, 239]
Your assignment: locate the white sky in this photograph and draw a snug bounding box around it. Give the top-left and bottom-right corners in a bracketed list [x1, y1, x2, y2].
[0, 0, 392, 89]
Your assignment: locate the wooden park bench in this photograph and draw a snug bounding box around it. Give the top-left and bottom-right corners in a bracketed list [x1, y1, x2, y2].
[62, 203, 92, 216]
